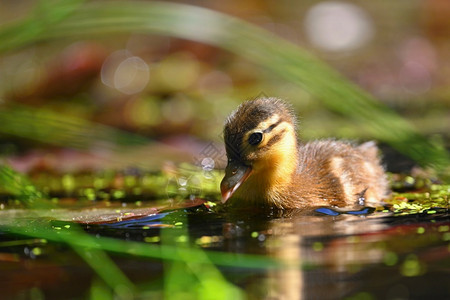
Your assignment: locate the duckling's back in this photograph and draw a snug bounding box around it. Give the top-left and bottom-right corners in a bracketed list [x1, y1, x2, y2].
[292, 139, 389, 208]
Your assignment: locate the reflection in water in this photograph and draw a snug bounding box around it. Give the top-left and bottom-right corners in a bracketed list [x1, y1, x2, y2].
[2, 200, 447, 299]
[265, 213, 381, 299]
[201, 207, 448, 299]
[96, 204, 449, 299]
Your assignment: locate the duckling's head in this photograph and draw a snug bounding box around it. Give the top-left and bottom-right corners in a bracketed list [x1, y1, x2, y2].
[221, 97, 299, 206]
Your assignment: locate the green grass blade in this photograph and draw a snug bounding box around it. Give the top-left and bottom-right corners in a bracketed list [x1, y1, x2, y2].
[161, 212, 244, 300]
[0, 0, 86, 52]
[0, 104, 149, 149]
[4, 222, 298, 271]
[0, 164, 136, 297]
[72, 241, 135, 298]
[0, 164, 49, 207]
[0, 104, 187, 168]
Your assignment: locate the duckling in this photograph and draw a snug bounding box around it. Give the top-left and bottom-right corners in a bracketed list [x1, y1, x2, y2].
[220, 97, 389, 209]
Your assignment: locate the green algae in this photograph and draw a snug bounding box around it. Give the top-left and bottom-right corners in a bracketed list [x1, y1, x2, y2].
[385, 173, 449, 215]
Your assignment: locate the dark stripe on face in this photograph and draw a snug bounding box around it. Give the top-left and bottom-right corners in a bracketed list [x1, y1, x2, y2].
[264, 129, 286, 148]
[224, 131, 244, 159]
[263, 119, 283, 133]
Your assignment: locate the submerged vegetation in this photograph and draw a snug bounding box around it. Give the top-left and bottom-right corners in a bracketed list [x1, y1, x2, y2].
[0, 0, 449, 299]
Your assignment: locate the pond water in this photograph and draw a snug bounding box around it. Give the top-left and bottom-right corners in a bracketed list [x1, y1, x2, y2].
[92, 205, 449, 299]
[1, 206, 449, 299]
[0, 172, 449, 299]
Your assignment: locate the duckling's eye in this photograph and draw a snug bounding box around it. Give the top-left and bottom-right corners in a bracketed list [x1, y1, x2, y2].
[248, 132, 263, 146]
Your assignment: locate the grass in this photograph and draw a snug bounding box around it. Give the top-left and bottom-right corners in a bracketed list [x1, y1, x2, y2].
[0, 165, 293, 298]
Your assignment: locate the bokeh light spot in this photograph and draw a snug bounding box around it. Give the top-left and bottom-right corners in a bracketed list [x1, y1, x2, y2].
[162, 96, 193, 124]
[304, 1, 374, 52]
[101, 50, 150, 95]
[113, 56, 149, 95]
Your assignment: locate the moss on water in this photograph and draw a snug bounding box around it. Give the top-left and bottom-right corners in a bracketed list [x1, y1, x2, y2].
[385, 173, 449, 215]
[0, 165, 448, 217]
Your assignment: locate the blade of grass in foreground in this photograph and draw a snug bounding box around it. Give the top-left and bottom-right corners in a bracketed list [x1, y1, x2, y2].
[0, 164, 291, 272]
[4, 221, 298, 270]
[0, 165, 295, 270]
[160, 211, 243, 300]
[0, 165, 295, 299]
[0, 165, 136, 297]
[0, 1, 448, 172]
[0, 0, 86, 52]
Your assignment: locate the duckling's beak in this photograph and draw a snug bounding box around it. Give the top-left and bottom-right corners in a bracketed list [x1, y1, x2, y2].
[220, 160, 252, 203]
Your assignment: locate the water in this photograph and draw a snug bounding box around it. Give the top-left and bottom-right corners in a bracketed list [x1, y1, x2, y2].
[0, 180, 448, 299]
[81, 203, 449, 299]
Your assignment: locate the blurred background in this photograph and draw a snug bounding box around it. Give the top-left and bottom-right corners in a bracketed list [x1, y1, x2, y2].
[1, 3, 449, 299]
[0, 0, 449, 174]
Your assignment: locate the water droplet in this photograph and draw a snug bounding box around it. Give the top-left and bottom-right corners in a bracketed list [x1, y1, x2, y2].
[257, 234, 266, 242]
[178, 177, 188, 187]
[201, 157, 215, 171]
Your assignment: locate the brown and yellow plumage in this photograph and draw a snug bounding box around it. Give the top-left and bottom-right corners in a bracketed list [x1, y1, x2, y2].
[220, 97, 389, 209]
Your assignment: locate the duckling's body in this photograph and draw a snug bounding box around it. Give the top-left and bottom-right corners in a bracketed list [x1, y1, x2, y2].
[221, 97, 389, 209]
